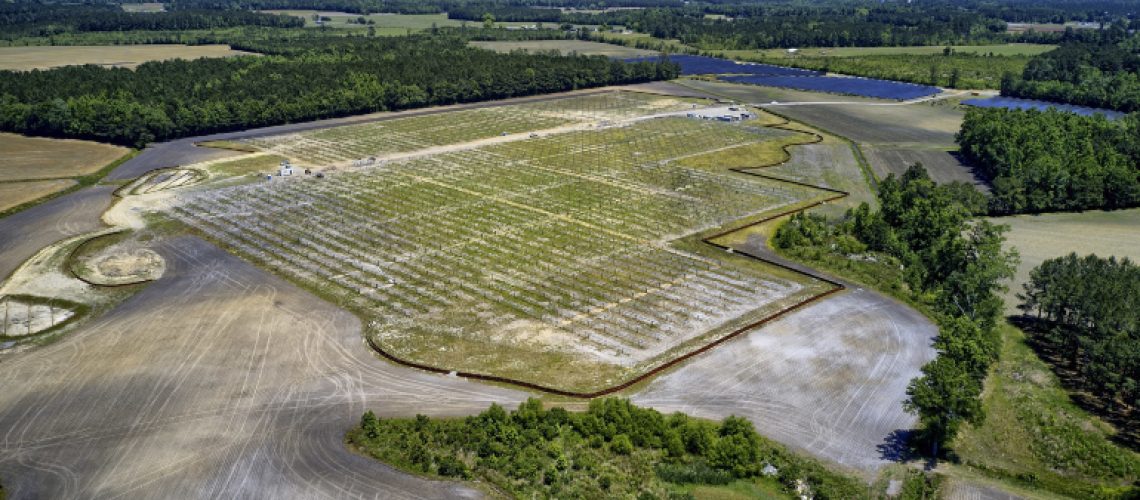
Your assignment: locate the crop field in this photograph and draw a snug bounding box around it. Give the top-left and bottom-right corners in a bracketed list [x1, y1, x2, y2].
[0, 44, 255, 71]
[471, 40, 657, 58]
[0, 179, 75, 212]
[174, 93, 834, 392]
[0, 133, 128, 181]
[993, 209, 1140, 312]
[264, 11, 537, 34]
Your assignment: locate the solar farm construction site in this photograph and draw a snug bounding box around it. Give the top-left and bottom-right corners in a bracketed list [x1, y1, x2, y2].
[171, 91, 837, 393]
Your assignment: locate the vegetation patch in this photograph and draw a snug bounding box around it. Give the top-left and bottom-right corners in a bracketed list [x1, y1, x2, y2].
[471, 39, 658, 57]
[347, 398, 868, 499]
[0, 44, 256, 71]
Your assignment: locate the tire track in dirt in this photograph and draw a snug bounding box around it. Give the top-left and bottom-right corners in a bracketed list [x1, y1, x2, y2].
[0, 236, 526, 499]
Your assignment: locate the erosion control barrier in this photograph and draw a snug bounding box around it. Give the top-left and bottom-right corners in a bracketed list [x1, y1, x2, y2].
[365, 111, 852, 398]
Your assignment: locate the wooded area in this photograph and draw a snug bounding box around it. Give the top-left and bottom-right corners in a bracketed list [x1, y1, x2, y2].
[0, 35, 676, 146]
[348, 398, 875, 498]
[957, 107, 1140, 214]
[775, 165, 1017, 456]
[1003, 25, 1140, 111]
[1019, 254, 1139, 433]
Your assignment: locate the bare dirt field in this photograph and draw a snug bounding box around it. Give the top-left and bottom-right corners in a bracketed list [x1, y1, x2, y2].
[0, 186, 114, 281]
[633, 284, 937, 474]
[0, 236, 526, 498]
[864, 147, 987, 188]
[0, 45, 256, 71]
[0, 179, 75, 212]
[769, 102, 963, 147]
[994, 208, 1140, 312]
[0, 133, 128, 182]
[470, 40, 657, 58]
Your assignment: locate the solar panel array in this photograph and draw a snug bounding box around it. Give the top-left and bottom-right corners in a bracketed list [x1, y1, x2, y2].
[628, 54, 942, 100]
[626, 54, 822, 76]
[721, 74, 942, 100]
[961, 96, 1124, 120]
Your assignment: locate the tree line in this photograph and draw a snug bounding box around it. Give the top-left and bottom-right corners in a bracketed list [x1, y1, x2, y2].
[348, 398, 875, 499]
[774, 164, 1018, 457]
[0, 34, 677, 146]
[957, 107, 1140, 214]
[0, 3, 302, 37]
[1019, 253, 1139, 429]
[1002, 25, 1140, 112]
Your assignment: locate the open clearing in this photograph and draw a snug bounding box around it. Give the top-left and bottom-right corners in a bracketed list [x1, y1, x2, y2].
[0, 133, 128, 181]
[864, 147, 986, 189]
[993, 208, 1140, 312]
[264, 11, 543, 34]
[0, 45, 256, 71]
[0, 185, 114, 281]
[0, 179, 75, 212]
[733, 43, 1056, 59]
[470, 40, 658, 58]
[180, 92, 834, 392]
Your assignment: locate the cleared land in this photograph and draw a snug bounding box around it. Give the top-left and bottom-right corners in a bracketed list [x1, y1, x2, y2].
[993, 208, 1140, 312]
[470, 39, 658, 58]
[633, 285, 937, 474]
[0, 236, 525, 498]
[0, 185, 114, 281]
[864, 147, 986, 189]
[120, 2, 164, 12]
[738, 43, 1056, 59]
[0, 45, 255, 71]
[181, 92, 833, 392]
[0, 179, 75, 212]
[264, 11, 540, 34]
[0, 133, 127, 181]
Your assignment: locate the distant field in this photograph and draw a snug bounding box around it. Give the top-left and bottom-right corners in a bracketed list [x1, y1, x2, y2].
[0, 133, 128, 181]
[470, 40, 657, 58]
[0, 179, 76, 212]
[994, 209, 1140, 311]
[738, 43, 1056, 59]
[120, 2, 164, 12]
[263, 11, 540, 34]
[0, 44, 255, 71]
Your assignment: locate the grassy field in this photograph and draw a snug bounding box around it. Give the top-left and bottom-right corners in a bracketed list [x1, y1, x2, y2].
[120, 2, 165, 12]
[470, 39, 658, 58]
[263, 11, 541, 34]
[0, 44, 255, 71]
[993, 208, 1140, 312]
[737, 43, 1056, 59]
[0, 180, 76, 212]
[0, 133, 128, 181]
[178, 92, 834, 392]
[952, 323, 1140, 499]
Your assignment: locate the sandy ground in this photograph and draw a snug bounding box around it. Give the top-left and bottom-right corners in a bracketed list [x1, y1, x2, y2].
[0, 185, 114, 282]
[0, 237, 526, 498]
[633, 285, 936, 474]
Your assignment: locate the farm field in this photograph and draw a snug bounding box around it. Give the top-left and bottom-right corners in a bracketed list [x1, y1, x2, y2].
[863, 147, 985, 189]
[471, 39, 658, 58]
[735, 43, 1056, 59]
[0, 44, 255, 71]
[0, 179, 75, 212]
[993, 208, 1140, 312]
[176, 91, 837, 392]
[263, 10, 540, 34]
[0, 133, 128, 181]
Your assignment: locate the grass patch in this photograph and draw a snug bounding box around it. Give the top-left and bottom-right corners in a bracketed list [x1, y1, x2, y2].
[0, 132, 128, 181]
[196, 140, 260, 153]
[208, 154, 288, 177]
[951, 323, 1140, 499]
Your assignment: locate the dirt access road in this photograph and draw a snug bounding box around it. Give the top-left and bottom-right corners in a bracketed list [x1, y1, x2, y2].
[0, 185, 115, 282]
[0, 237, 525, 498]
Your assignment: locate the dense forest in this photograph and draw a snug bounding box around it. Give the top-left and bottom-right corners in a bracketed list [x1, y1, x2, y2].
[775, 165, 1016, 456]
[957, 107, 1140, 214]
[346, 398, 888, 498]
[0, 35, 676, 146]
[1019, 254, 1139, 432]
[1003, 25, 1140, 111]
[0, 3, 302, 37]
